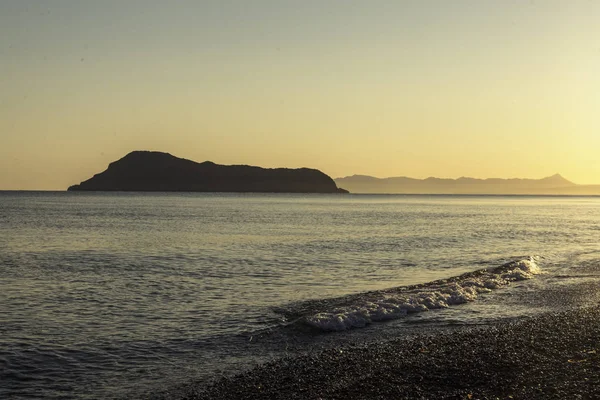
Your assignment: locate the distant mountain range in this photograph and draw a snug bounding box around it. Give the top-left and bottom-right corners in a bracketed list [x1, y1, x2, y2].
[68, 151, 348, 193]
[335, 174, 600, 195]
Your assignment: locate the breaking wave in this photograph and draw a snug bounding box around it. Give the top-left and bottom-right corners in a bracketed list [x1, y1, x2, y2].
[281, 257, 541, 332]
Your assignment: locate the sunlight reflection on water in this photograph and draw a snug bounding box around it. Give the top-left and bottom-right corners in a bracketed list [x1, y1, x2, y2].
[1, 192, 599, 398]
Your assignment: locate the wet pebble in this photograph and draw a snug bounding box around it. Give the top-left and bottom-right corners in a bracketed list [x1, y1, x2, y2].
[163, 305, 600, 400]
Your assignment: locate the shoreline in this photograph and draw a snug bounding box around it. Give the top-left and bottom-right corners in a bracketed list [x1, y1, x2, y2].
[165, 305, 599, 400]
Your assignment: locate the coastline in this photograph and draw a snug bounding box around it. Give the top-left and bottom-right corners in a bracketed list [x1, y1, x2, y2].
[165, 305, 600, 400]
[4, 193, 599, 400]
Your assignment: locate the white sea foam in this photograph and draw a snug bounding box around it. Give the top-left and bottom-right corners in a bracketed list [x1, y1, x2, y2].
[304, 256, 541, 332]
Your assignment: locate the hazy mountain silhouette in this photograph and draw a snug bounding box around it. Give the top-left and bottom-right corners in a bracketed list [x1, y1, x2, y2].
[68, 151, 348, 193]
[335, 173, 600, 194]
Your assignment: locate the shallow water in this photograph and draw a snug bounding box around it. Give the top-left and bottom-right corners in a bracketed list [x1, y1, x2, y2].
[1, 192, 599, 398]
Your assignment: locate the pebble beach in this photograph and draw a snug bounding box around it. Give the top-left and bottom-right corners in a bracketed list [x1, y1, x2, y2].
[166, 304, 599, 400]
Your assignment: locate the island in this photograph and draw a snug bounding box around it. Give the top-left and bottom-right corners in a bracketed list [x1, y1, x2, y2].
[68, 151, 349, 193]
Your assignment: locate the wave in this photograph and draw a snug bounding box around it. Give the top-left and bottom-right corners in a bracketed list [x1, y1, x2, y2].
[279, 257, 541, 332]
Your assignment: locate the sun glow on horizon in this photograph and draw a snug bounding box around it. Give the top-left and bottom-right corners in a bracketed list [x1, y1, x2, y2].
[1, 1, 599, 190]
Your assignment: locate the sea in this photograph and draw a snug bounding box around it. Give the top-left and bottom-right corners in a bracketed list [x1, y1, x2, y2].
[1, 192, 599, 399]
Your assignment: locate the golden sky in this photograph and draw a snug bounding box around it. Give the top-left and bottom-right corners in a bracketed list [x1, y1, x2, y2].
[1, 1, 599, 189]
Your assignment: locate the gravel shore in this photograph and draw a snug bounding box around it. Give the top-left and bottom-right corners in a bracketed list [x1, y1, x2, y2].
[170, 305, 600, 400]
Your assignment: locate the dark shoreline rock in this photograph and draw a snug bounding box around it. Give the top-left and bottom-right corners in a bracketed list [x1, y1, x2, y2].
[166, 305, 600, 400]
[68, 151, 349, 194]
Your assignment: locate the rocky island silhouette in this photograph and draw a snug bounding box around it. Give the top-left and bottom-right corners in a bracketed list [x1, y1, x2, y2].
[68, 151, 348, 193]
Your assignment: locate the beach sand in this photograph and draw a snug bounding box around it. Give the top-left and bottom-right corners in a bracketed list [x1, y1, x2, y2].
[167, 304, 599, 400]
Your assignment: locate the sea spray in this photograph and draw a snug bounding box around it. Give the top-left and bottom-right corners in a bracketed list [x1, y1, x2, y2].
[302, 257, 541, 332]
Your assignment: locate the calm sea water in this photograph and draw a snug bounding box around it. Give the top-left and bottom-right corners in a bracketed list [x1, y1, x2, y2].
[1, 192, 599, 399]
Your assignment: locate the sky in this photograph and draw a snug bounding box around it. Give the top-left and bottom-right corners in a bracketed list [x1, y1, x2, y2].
[1, 0, 599, 190]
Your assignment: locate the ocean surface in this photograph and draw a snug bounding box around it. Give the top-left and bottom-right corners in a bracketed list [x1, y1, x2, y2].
[1, 192, 599, 399]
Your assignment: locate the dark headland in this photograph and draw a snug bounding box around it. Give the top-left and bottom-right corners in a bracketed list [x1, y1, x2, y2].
[68, 151, 348, 193]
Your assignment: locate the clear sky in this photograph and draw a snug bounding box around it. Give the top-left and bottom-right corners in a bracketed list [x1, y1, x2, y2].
[1, 0, 599, 189]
